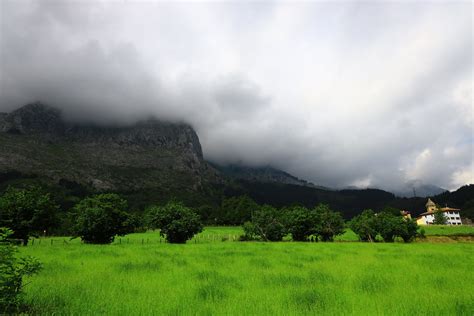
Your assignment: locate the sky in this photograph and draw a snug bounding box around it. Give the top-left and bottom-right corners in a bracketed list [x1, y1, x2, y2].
[0, 0, 472, 192]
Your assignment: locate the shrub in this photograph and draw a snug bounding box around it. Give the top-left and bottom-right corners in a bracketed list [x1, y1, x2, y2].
[418, 227, 426, 239]
[72, 194, 131, 244]
[0, 186, 59, 245]
[148, 201, 203, 243]
[240, 221, 259, 241]
[313, 204, 345, 242]
[0, 228, 41, 313]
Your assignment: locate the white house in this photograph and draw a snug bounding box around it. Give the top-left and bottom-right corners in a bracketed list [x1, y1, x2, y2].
[416, 198, 462, 225]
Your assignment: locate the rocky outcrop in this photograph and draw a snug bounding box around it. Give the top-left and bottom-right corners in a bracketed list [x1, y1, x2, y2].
[0, 102, 218, 191]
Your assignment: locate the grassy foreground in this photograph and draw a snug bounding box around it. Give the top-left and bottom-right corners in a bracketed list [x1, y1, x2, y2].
[20, 228, 474, 315]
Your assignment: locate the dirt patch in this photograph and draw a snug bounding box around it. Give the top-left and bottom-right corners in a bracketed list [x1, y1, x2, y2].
[417, 236, 474, 243]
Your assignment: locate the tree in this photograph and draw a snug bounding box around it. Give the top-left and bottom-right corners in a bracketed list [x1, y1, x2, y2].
[349, 209, 378, 242]
[284, 206, 318, 241]
[0, 228, 42, 313]
[0, 186, 59, 245]
[314, 204, 345, 242]
[221, 196, 259, 225]
[381, 206, 402, 216]
[397, 218, 419, 243]
[245, 205, 286, 241]
[148, 201, 203, 243]
[433, 208, 447, 225]
[375, 212, 400, 242]
[72, 194, 131, 244]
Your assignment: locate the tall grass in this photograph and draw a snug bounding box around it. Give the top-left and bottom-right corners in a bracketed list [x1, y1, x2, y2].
[20, 228, 474, 315]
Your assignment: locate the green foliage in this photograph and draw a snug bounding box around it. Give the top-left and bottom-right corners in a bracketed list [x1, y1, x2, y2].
[350, 210, 418, 243]
[0, 228, 41, 313]
[433, 208, 448, 225]
[245, 205, 286, 241]
[241, 221, 259, 241]
[72, 194, 131, 244]
[418, 227, 426, 239]
[283, 206, 318, 241]
[148, 201, 203, 243]
[459, 199, 474, 220]
[0, 186, 59, 245]
[398, 219, 419, 243]
[221, 195, 259, 225]
[381, 206, 402, 216]
[375, 212, 400, 242]
[349, 210, 378, 242]
[313, 204, 345, 242]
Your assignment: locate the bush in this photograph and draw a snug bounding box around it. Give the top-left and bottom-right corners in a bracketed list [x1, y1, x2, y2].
[0, 228, 41, 313]
[72, 194, 131, 244]
[148, 201, 203, 243]
[240, 221, 259, 241]
[314, 204, 345, 242]
[418, 227, 426, 239]
[0, 186, 59, 245]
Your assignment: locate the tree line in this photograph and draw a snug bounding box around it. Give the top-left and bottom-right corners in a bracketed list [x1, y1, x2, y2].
[0, 185, 420, 245]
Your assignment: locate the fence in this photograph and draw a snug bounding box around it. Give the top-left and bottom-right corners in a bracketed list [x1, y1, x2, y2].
[28, 234, 241, 246]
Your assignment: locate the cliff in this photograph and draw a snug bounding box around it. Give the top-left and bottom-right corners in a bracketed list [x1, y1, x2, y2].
[0, 102, 218, 192]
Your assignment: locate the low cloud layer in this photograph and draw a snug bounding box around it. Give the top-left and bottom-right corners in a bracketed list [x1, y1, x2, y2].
[1, 0, 472, 191]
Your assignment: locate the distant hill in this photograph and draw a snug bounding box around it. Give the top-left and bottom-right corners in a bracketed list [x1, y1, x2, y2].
[392, 182, 448, 198]
[209, 163, 329, 189]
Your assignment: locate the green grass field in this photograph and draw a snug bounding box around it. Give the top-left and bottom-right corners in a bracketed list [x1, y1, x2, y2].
[20, 227, 474, 315]
[421, 225, 474, 236]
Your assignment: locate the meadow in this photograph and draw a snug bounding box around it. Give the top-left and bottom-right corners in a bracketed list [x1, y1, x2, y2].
[20, 226, 474, 315]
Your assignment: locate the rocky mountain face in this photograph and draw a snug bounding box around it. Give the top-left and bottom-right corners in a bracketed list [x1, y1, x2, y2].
[0, 102, 218, 192]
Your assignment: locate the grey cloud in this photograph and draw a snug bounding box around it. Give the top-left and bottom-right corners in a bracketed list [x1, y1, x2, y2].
[0, 0, 472, 191]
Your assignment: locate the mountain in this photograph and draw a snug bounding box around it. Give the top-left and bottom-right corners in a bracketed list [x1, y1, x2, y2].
[392, 181, 448, 198]
[0, 102, 220, 206]
[1, 102, 472, 221]
[209, 163, 328, 189]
